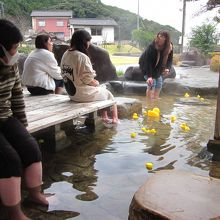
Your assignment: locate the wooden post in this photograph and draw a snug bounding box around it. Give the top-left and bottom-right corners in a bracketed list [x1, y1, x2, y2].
[214, 71, 220, 139]
[207, 70, 220, 160]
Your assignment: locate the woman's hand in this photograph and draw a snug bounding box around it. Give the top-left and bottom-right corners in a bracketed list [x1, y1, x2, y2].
[89, 79, 99, 87]
[147, 77, 153, 86]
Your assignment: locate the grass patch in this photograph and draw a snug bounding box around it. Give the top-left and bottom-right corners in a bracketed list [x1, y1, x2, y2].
[116, 70, 124, 76]
[101, 44, 141, 55]
[110, 55, 139, 66]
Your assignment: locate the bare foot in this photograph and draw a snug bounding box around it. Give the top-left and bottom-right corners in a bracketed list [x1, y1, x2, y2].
[112, 118, 119, 124]
[28, 192, 49, 206]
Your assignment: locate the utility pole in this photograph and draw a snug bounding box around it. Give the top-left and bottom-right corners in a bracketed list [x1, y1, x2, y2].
[0, 1, 4, 18]
[181, 0, 186, 53]
[137, 0, 140, 30]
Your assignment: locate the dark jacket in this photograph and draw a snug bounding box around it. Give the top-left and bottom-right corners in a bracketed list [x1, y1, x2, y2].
[139, 41, 173, 79]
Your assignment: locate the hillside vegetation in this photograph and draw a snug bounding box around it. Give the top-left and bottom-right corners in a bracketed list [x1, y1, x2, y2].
[1, 0, 181, 42]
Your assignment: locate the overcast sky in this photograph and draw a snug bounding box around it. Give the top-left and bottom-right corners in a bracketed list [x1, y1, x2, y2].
[101, 0, 219, 35]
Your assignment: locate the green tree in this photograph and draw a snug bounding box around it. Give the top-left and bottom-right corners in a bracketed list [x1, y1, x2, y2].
[132, 29, 154, 49]
[190, 23, 217, 56]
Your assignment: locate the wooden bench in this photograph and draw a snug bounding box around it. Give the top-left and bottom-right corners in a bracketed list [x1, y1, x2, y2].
[24, 94, 116, 151]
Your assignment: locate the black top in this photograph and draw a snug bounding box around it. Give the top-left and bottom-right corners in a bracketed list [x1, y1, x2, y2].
[139, 41, 173, 79]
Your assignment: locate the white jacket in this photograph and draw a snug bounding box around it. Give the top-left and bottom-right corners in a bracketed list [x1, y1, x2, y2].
[22, 49, 62, 91]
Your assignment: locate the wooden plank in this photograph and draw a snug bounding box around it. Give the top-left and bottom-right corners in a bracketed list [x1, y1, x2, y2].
[27, 100, 114, 124]
[25, 94, 116, 133]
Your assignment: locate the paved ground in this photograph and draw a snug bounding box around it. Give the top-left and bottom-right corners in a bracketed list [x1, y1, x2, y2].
[167, 66, 219, 89]
[162, 66, 219, 96]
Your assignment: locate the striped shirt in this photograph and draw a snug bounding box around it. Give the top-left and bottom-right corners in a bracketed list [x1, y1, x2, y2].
[0, 60, 28, 127]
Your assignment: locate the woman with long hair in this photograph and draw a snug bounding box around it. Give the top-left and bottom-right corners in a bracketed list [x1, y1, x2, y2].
[139, 30, 173, 99]
[61, 30, 118, 124]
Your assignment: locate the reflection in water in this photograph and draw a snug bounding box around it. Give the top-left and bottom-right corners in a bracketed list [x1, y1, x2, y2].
[22, 95, 220, 220]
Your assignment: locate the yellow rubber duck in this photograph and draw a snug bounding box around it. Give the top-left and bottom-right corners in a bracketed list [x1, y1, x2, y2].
[180, 123, 190, 131]
[200, 97, 204, 101]
[197, 95, 200, 98]
[130, 132, 137, 138]
[149, 129, 156, 134]
[147, 110, 159, 117]
[143, 110, 148, 116]
[184, 92, 190, 98]
[141, 127, 148, 133]
[145, 162, 153, 170]
[153, 107, 160, 114]
[145, 128, 157, 134]
[170, 115, 176, 123]
[132, 113, 139, 120]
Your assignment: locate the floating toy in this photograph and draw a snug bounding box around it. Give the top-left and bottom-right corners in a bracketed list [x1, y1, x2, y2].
[130, 132, 137, 138]
[180, 123, 190, 131]
[170, 115, 176, 123]
[200, 97, 204, 101]
[152, 107, 160, 114]
[147, 110, 159, 117]
[148, 129, 156, 134]
[197, 95, 200, 98]
[184, 92, 190, 98]
[145, 162, 153, 170]
[143, 110, 148, 116]
[141, 127, 148, 133]
[132, 113, 139, 120]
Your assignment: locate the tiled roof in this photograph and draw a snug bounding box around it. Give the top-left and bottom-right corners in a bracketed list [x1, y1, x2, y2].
[31, 10, 73, 17]
[69, 18, 118, 26]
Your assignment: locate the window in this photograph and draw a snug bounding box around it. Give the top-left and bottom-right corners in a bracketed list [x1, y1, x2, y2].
[54, 32, 64, 39]
[91, 27, 102, 36]
[56, 21, 64, 27]
[38, 20, 45, 27]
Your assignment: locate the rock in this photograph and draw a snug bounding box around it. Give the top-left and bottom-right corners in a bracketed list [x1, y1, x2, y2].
[18, 53, 28, 75]
[53, 44, 118, 82]
[115, 97, 142, 118]
[124, 65, 176, 81]
[88, 44, 118, 82]
[53, 43, 69, 66]
[180, 49, 207, 66]
[109, 81, 147, 95]
[129, 170, 220, 220]
[124, 66, 145, 81]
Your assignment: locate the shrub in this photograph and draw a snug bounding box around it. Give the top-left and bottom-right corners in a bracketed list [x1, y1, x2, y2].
[210, 54, 220, 72]
[173, 54, 180, 66]
[116, 70, 124, 76]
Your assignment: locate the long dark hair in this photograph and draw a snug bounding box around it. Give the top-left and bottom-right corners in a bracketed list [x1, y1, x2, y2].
[35, 34, 50, 50]
[70, 30, 92, 55]
[0, 19, 23, 51]
[155, 30, 172, 68]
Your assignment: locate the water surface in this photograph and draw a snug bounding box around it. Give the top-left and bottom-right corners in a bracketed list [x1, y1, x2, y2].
[25, 94, 220, 220]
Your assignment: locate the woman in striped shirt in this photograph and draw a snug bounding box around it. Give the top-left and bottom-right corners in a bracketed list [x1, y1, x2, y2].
[0, 19, 48, 220]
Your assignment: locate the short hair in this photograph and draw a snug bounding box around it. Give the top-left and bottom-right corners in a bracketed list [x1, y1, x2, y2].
[35, 34, 50, 50]
[70, 30, 92, 55]
[0, 19, 23, 51]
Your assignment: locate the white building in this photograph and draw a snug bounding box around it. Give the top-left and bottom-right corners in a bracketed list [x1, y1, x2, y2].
[69, 18, 118, 45]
